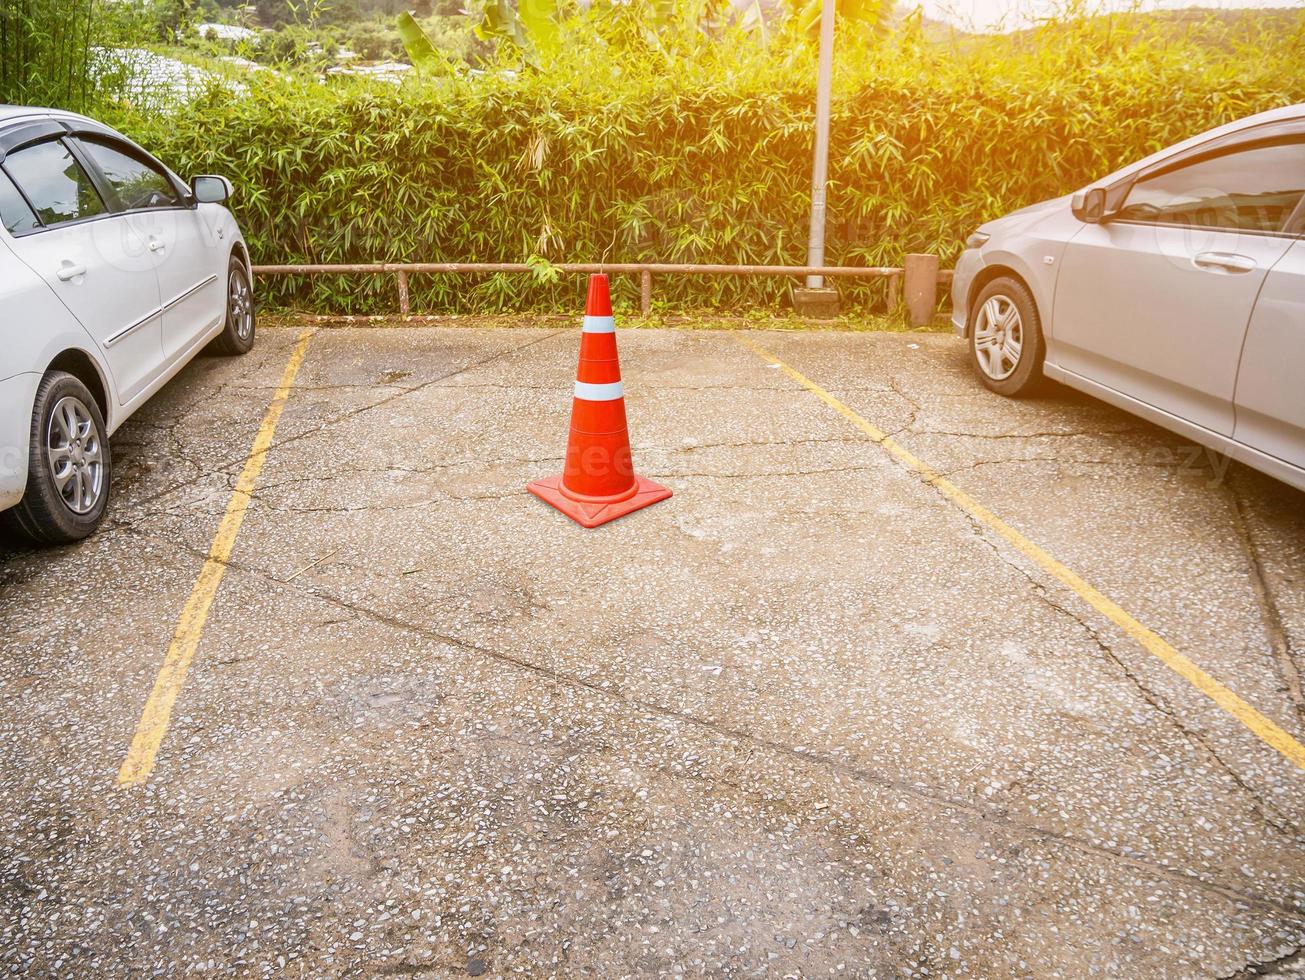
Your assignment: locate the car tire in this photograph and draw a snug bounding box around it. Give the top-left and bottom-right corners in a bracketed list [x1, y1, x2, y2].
[0, 371, 111, 546]
[968, 276, 1045, 397]
[208, 256, 256, 356]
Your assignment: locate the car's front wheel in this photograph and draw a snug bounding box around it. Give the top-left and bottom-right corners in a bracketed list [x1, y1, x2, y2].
[1, 371, 111, 545]
[208, 256, 256, 356]
[968, 277, 1045, 397]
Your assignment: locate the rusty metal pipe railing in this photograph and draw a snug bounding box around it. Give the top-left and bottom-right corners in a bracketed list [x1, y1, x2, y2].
[250, 261, 954, 321]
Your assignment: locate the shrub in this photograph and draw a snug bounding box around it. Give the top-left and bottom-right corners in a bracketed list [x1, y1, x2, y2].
[98, 9, 1305, 313]
[0, 0, 96, 109]
[345, 22, 393, 60]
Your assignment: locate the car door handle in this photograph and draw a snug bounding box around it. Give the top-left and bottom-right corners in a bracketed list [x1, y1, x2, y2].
[56, 261, 87, 281]
[1193, 251, 1255, 274]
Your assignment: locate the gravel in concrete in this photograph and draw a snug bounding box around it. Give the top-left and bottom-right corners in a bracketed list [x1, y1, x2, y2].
[2, 325, 1303, 977]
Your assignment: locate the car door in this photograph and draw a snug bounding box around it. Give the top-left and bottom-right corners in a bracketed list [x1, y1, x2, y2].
[73, 135, 225, 363]
[1233, 238, 1305, 469]
[1, 137, 166, 403]
[1052, 138, 1303, 436]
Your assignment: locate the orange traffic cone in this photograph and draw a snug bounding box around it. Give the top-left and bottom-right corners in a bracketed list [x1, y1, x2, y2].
[527, 274, 672, 528]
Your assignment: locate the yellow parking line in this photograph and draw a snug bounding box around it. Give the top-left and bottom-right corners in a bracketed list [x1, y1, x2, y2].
[117, 327, 318, 786]
[739, 334, 1305, 773]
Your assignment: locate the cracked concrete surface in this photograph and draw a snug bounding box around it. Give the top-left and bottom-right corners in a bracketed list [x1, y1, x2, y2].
[2, 325, 1304, 977]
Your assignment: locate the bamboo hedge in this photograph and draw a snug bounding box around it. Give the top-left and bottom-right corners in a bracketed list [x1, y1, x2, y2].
[100, 10, 1305, 314]
[0, 0, 96, 110]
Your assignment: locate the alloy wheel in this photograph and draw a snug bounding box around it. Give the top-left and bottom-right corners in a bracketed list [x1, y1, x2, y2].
[46, 395, 104, 515]
[973, 294, 1024, 381]
[229, 268, 253, 342]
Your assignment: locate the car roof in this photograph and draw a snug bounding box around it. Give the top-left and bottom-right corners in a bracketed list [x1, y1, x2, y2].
[0, 105, 48, 125]
[0, 105, 108, 130]
[1091, 103, 1305, 187]
[1239, 102, 1305, 125]
[1167, 101, 1305, 147]
[0, 106, 188, 186]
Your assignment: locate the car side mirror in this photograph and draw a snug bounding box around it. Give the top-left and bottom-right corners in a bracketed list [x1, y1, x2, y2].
[191, 175, 233, 204]
[1071, 187, 1109, 224]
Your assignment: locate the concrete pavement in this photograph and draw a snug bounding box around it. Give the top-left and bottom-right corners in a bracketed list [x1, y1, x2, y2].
[2, 323, 1303, 977]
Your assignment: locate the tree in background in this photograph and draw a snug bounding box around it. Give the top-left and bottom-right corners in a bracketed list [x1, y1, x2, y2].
[152, 0, 197, 40]
[396, 0, 894, 72]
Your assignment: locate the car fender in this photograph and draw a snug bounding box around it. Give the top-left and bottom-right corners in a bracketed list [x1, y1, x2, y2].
[966, 199, 1081, 348]
[192, 203, 253, 299]
[229, 230, 252, 282]
[974, 247, 1049, 308]
[0, 334, 113, 508]
[0, 238, 117, 507]
[195, 202, 245, 255]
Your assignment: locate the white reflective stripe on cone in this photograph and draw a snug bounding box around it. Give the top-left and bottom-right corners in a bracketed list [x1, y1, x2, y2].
[582, 315, 616, 333]
[574, 380, 624, 401]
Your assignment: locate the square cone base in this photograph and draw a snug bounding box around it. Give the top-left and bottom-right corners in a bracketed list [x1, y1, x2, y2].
[527, 475, 672, 528]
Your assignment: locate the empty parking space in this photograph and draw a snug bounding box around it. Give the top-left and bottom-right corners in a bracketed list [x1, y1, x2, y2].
[2, 324, 1303, 976]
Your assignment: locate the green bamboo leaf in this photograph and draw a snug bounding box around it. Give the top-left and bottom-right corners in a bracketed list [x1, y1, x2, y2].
[518, 0, 561, 59]
[396, 11, 451, 75]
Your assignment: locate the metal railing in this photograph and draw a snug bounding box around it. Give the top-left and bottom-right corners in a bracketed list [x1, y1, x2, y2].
[250, 259, 954, 322]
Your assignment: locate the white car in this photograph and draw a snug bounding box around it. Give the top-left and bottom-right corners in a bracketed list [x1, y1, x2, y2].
[951, 103, 1305, 493]
[0, 106, 254, 544]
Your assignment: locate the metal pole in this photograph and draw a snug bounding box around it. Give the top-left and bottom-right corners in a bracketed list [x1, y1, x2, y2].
[395, 269, 410, 315]
[805, 0, 836, 290]
[253, 262, 905, 277]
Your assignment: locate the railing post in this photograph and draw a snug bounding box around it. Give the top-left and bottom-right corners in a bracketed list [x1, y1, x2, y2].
[903, 253, 939, 327]
[640, 270, 652, 317]
[395, 269, 410, 316]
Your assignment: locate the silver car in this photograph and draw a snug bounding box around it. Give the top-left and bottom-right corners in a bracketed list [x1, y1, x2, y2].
[951, 103, 1305, 493]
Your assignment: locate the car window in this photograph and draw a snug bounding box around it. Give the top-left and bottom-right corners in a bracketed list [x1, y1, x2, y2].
[78, 138, 180, 211]
[1118, 141, 1305, 234]
[0, 170, 39, 235]
[3, 140, 106, 227]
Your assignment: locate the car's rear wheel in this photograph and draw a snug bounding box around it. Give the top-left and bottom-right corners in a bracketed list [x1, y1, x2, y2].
[208, 256, 255, 356]
[1, 371, 111, 545]
[968, 276, 1045, 397]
